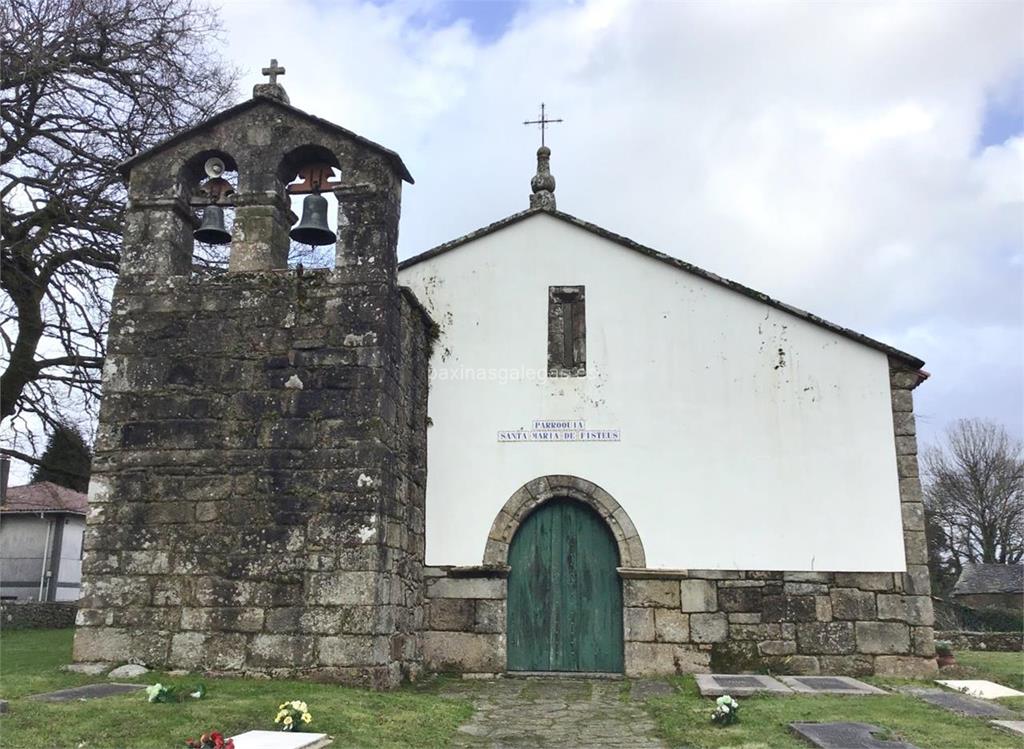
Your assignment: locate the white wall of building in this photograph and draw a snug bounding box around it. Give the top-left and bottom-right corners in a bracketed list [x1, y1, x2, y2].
[399, 213, 906, 571]
[0, 515, 51, 600]
[0, 514, 84, 600]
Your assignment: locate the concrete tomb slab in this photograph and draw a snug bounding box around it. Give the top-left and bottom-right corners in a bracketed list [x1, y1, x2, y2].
[990, 721, 1024, 737]
[902, 688, 1014, 718]
[779, 675, 887, 695]
[28, 683, 144, 702]
[229, 731, 331, 749]
[936, 680, 1024, 699]
[695, 673, 792, 697]
[789, 722, 920, 749]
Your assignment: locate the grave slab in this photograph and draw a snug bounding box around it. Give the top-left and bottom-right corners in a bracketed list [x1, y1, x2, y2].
[229, 731, 331, 749]
[789, 722, 920, 749]
[695, 673, 792, 697]
[936, 679, 1024, 699]
[902, 688, 1014, 718]
[779, 675, 887, 695]
[28, 683, 144, 702]
[991, 720, 1024, 737]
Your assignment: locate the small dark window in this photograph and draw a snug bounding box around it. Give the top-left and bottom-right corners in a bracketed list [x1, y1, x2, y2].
[548, 285, 585, 377]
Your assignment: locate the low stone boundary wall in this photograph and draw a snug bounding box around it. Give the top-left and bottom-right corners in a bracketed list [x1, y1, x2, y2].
[936, 630, 1023, 652]
[1, 601, 78, 629]
[421, 566, 938, 678]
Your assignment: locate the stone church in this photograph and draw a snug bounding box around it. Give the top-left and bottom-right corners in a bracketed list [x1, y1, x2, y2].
[73, 69, 937, 687]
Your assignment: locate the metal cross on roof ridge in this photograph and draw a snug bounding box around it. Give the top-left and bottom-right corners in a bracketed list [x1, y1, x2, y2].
[523, 103, 563, 148]
[262, 58, 286, 85]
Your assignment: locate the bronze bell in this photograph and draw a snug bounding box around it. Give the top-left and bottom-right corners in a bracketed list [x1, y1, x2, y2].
[290, 193, 336, 246]
[193, 204, 232, 245]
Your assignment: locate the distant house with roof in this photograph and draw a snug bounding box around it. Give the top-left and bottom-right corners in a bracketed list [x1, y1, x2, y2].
[952, 563, 1024, 616]
[0, 482, 88, 601]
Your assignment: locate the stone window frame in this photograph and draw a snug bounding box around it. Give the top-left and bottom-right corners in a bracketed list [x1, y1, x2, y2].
[483, 475, 645, 568]
[547, 286, 586, 377]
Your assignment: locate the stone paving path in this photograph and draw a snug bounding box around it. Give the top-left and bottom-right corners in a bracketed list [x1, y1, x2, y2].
[442, 677, 670, 748]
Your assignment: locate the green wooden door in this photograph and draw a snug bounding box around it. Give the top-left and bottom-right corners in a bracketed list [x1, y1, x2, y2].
[507, 498, 624, 672]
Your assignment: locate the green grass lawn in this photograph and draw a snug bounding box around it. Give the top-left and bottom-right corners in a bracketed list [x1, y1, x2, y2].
[645, 652, 1024, 749]
[0, 629, 473, 749]
[2, 628, 1021, 748]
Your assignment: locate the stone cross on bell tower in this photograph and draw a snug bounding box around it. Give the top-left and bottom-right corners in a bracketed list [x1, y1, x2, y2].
[253, 57, 290, 104]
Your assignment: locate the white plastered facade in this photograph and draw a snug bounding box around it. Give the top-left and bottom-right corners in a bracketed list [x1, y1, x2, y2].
[399, 212, 906, 571]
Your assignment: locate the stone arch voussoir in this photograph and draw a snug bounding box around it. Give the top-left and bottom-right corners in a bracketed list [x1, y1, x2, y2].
[483, 475, 645, 568]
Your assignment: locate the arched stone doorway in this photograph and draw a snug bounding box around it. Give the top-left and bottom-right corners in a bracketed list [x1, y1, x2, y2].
[487, 476, 645, 674]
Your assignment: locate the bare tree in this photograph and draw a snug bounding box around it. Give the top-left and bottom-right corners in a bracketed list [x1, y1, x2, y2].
[923, 419, 1024, 577]
[1, 0, 237, 466]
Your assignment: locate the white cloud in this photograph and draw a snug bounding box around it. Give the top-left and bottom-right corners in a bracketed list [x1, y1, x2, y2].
[217, 0, 1023, 447]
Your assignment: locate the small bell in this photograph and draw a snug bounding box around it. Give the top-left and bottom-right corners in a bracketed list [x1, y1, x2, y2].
[193, 204, 232, 245]
[290, 193, 336, 246]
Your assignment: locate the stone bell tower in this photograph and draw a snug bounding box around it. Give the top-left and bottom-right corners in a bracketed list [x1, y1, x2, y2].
[73, 64, 434, 688]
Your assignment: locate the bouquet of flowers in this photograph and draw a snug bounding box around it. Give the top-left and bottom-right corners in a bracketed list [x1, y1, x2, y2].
[146, 683, 174, 703]
[710, 694, 740, 725]
[275, 700, 313, 732]
[185, 731, 234, 749]
[147, 683, 206, 703]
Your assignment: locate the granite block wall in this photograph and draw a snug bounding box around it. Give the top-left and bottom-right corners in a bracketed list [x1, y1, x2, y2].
[74, 271, 433, 687]
[421, 566, 936, 678]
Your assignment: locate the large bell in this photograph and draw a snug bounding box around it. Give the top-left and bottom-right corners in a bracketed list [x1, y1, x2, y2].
[193, 204, 232, 245]
[290, 193, 336, 246]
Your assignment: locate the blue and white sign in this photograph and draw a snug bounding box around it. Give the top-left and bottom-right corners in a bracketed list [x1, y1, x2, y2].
[498, 419, 620, 442]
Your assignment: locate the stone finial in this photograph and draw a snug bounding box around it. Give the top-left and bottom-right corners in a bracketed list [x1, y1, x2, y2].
[253, 58, 290, 104]
[529, 146, 556, 211]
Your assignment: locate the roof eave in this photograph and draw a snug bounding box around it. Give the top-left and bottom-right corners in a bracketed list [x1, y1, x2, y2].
[0, 508, 86, 516]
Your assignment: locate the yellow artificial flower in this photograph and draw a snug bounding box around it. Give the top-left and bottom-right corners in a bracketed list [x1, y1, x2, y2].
[291, 700, 302, 710]
[283, 716, 293, 726]
[279, 703, 287, 710]
[298, 701, 308, 713]
[302, 712, 312, 724]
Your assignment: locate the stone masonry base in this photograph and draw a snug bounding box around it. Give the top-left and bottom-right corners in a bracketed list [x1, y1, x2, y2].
[422, 566, 938, 678]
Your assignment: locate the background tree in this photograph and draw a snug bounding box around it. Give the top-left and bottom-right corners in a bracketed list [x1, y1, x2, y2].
[1, 0, 237, 468]
[30, 422, 91, 492]
[923, 418, 1024, 590]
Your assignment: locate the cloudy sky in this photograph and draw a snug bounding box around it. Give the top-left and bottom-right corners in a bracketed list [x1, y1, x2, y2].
[218, 0, 1022, 451]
